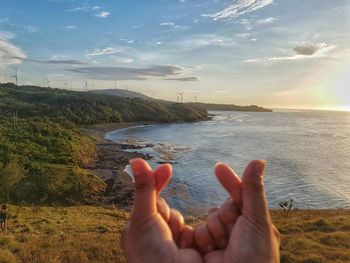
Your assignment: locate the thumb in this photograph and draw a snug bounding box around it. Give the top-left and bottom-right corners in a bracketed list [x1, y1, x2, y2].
[130, 158, 157, 223]
[241, 160, 270, 223]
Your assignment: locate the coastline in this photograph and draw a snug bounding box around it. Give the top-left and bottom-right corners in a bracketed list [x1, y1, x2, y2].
[83, 122, 153, 210]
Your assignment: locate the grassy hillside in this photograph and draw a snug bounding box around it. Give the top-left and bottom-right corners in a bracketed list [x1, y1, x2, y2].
[0, 206, 349, 263]
[0, 83, 208, 124]
[0, 120, 105, 205]
[89, 88, 273, 113]
[0, 83, 208, 205]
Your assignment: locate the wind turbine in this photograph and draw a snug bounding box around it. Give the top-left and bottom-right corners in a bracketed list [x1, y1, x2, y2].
[46, 77, 51, 88]
[178, 92, 184, 103]
[65, 80, 69, 89]
[194, 95, 198, 103]
[12, 69, 18, 86]
[125, 81, 129, 98]
[81, 81, 88, 91]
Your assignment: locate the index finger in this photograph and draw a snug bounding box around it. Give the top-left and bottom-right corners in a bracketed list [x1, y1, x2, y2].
[215, 163, 242, 205]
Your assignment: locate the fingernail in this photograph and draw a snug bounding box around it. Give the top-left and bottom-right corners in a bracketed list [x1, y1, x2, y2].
[219, 238, 228, 248]
[254, 160, 266, 176]
[206, 244, 215, 252]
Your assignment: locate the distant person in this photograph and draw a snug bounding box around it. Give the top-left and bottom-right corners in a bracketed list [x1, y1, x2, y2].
[122, 158, 280, 263]
[0, 204, 8, 232]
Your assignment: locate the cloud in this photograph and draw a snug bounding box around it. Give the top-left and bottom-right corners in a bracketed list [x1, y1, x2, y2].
[203, 0, 274, 20]
[163, 77, 200, 81]
[113, 57, 134, 64]
[243, 42, 337, 62]
[256, 17, 276, 24]
[176, 34, 237, 50]
[24, 25, 38, 33]
[21, 58, 89, 65]
[86, 47, 120, 56]
[160, 22, 176, 26]
[94, 11, 110, 18]
[67, 65, 184, 80]
[68, 4, 109, 17]
[65, 25, 76, 30]
[0, 32, 26, 68]
[293, 43, 329, 56]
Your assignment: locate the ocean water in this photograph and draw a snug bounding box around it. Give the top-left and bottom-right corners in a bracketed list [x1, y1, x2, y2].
[106, 110, 350, 215]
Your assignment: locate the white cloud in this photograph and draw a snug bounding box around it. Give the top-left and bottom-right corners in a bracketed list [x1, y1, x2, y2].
[86, 47, 120, 57]
[113, 57, 134, 64]
[68, 4, 110, 18]
[95, 11, 110, 18]
[256, 17, 276, 24]
[176, 34, 237, 50]
[0, 32, 26, 68]
[65, 25, 76, 30]
[203, 0, 274, 20]
[160, 22, 176, 26]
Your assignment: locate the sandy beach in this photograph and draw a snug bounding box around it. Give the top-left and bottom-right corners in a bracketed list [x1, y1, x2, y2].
[83, 122, 153, 210]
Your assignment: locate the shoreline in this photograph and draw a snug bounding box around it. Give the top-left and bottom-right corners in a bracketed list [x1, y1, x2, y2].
[83, 122, 154, 210]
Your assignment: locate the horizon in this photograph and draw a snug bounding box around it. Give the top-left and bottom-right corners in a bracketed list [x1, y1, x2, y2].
[0, 0, 349, 110]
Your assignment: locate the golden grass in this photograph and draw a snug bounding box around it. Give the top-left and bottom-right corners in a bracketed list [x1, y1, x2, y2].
[0, 206, 349, 263]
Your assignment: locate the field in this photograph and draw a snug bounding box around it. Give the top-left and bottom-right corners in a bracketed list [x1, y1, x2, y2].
[0, 206, 349, 263]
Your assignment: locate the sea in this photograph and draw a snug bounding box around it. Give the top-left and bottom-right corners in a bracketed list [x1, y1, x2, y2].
[105, 110, 350, 215]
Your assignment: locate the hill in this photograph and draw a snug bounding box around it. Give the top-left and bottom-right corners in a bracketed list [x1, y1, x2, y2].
[89, 88, 273, 112]
[0, 83, 208, 124]
[0, 206, 348, 263]
[187, 102, 273, 112]
[88, 88, 152, 100]
[0, 83, 207, 205]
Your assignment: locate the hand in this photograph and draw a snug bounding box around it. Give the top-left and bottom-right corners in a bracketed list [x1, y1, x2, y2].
[122, 159, 280, 263]
[122, 158, 202, 263]
[195, 161, 280, 263]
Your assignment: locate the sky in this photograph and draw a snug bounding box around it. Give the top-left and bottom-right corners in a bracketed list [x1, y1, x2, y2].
[0, 0, 349, 110]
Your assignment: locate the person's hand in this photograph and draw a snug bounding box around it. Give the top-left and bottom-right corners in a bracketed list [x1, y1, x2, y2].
[122, 158, 280, 263]
[195, 160, 280, 263]
[122, 158, 202, 263]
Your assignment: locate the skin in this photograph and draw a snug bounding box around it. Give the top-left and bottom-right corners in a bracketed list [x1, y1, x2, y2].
[122, 158, 280, 263]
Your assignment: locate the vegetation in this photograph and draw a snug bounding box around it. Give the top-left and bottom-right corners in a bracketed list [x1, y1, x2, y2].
[0, 206, 348, 263]
[0, 83, 208, 124]
[0, 83, 208, 205]
[187, 102, 273, 112]
[0, 120, 105, 205]
[89, 88, 273, 113]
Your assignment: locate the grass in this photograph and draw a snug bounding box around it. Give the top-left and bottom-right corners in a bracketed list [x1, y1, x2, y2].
[0, 206, 349, 263]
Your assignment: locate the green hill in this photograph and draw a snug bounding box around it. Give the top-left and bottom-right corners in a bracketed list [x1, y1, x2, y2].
[0, 83, 208, 124]
[0, 83, 207, 205]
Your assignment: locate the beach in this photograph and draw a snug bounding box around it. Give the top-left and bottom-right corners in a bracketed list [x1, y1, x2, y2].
[83, 122, 151, 209]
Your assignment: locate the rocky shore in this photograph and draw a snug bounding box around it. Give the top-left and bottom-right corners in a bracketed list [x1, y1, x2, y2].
[84, 123, 152, 210]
